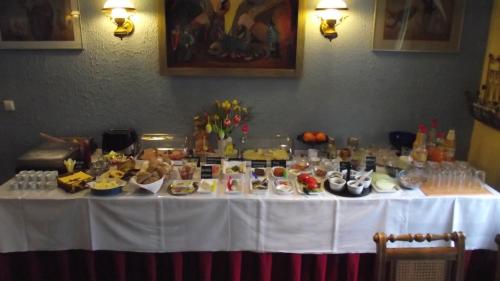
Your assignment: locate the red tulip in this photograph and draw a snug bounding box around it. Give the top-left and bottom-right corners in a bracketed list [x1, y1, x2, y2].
[224, 118, 231, 127]
[233, 114, 241, 125]
[241, 123, 249, 134]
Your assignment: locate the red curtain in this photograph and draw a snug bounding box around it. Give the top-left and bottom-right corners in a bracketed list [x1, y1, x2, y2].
[0, 250, 495, 281]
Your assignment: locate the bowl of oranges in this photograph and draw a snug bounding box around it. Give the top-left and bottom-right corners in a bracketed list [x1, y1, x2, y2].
[297, 131, 328, 144]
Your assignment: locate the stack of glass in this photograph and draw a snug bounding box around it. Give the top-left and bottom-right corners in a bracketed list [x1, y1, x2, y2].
[424, 162, 486, 190]
[12, 170, 58, 190]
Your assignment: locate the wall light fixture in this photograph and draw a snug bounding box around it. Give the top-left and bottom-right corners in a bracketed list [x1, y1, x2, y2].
[102, 0, 136, 39]
[315, 0, 348, 41]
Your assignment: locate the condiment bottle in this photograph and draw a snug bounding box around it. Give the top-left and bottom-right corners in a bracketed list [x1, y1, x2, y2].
[411, 124, 428, 168]
[443, 129, 456, 162]
[429, 132, 445, 162]
[327, 137, 337, 160]
[427, 119, 438, 148]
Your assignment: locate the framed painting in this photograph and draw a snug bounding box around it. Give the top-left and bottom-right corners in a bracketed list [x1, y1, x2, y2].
[158, 0, 305, 77]
[373, 0, 465, 52]
[0, 0, 82, 50]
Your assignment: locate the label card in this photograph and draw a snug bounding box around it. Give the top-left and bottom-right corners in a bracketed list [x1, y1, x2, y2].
[185, 157, 201, 167]
[228, 157, 244, 161]
[206, 157, 222, 165]
[271, 160, 286, 167]
[201, 165, 213, 179]
[251, 160, 267, 168]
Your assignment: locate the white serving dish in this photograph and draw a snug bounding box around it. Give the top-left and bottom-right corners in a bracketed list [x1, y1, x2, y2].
[295, 177, 324, 195]
[198, 179, 218, 194]
[130, 176, 165, 193]
[372, 173, 400, 193]
[225, 178, 243, 194]
[222, 161, 246, 179]
[273, 179, 293, 195]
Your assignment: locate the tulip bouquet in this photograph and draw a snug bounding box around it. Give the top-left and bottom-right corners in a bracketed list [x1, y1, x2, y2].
[204, 99, 251, 140]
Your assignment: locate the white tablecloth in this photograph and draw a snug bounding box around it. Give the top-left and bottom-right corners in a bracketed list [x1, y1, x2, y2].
[0, 178, 498, 254]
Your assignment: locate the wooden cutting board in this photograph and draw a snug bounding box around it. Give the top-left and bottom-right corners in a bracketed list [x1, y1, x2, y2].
[420, 183, 491, 196]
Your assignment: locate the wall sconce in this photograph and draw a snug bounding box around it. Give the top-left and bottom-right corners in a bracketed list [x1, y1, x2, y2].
[315, 0, 348, 41]
[102, 0, 136, 39]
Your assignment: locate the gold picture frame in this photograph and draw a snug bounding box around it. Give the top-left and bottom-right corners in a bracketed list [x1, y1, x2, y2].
[0, 0, 82, 50]
[158, 0, 305, 77]
[372, 0, 465, 52]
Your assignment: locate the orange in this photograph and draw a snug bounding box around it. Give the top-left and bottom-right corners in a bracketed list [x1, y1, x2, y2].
[303, 132, 316, 142]
[315, 132, 327, 142]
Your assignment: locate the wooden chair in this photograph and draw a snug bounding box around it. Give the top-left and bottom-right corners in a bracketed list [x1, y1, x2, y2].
[496, 234, 500, 281]
[373, 232, 466, 281]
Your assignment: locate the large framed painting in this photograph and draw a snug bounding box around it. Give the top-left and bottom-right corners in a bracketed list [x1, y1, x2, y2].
[0, 0, 82, 50]
[158, 0, 305, 77]
[373, 0, 465, 52]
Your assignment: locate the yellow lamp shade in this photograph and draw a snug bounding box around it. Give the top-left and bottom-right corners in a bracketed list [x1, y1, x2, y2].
[102, 0, 136, 13]
[315, 0, 348, 10]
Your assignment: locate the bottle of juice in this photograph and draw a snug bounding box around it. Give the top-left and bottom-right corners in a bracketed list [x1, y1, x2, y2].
[429, 132, 445, 162]
[443, 129, 456, 162]
[411, 124, 428, 168]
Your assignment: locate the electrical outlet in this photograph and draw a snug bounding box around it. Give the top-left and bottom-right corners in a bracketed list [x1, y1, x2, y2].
[3, 100, 15, 111]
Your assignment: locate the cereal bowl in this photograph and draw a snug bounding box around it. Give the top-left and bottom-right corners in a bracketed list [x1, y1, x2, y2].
[347, 180, 364, 195]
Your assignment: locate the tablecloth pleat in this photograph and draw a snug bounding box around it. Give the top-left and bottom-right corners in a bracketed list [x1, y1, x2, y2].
[0, 250, 496, 281]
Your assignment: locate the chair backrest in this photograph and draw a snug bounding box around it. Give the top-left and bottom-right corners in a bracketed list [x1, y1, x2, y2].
[373, 232, 466, 281]
[496, 234, 500, 281]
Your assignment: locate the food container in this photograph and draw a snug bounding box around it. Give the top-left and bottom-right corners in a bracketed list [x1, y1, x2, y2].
[222, 161, 246, 179]
[271, 166, 287, 178]
[251, 178, 269, 194]
[167, 180, 198, 195]
[354, 175, 372, 189]
[241, 135, 292, 161]
[88, 179, 127, 196]
[130, 176, 165, 193]
[198, 179, 218, 194]
[347, 180, 364, 195]
[397, 169, 425, 190]
[328, 177, 346, 191]
[138, 133, 188, 162]
[274, 179, 293, 194]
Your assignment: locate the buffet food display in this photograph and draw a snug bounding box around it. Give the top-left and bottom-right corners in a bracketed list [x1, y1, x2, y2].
[6, 115, 491, 199]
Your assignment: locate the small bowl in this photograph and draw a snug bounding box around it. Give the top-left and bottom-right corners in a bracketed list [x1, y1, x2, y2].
[354, 175, 372, 189]
[272, 166, 287, 178]
[328, 177, 346, 191]
[327, 171, 343, 179]
[397, 170, 425, 190]
[347, 180, 364, 195]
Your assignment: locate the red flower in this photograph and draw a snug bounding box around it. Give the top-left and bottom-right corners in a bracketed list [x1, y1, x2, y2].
[241, 123, 249, 134]
[233, 114, 241, 125]
[224, 118, 231, 127]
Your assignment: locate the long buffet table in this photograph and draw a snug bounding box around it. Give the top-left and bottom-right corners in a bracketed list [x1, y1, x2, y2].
[0, 177, 498, 254]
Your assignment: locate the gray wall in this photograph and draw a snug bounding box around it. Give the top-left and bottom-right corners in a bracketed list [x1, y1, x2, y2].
[0, 0, 492, 182]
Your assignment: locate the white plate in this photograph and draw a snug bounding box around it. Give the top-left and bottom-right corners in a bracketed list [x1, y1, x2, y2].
[274, 179, 293, 194]
[372, 178, 400, 193]
[168, 180, 198, 195]
[198, 179, 218, 194]
[225, 178, 243, 194]
[294, 178, 324, 195]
